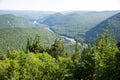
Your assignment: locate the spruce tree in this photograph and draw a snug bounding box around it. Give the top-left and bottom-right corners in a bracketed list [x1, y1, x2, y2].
[26, 35, 44, 53]
[72, 39, 81, 62]
[49, 38, 65, 59]
[93, 29, 117, 80]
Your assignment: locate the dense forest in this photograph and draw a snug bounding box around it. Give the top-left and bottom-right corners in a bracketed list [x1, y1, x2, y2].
[0, 29, 120, 80]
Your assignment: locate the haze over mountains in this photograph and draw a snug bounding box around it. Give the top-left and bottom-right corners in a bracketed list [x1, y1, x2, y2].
[0, 10, 120, 51]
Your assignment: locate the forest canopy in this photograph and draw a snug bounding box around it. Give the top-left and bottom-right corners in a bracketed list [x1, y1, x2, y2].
[0, 29, 120, 80]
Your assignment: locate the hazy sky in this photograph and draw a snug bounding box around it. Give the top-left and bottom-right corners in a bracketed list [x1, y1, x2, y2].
[0, 0, 120, 11]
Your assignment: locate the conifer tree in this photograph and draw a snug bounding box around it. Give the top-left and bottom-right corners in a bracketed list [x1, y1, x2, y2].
[114, 42, 120, 80]
[72, 39, 81, 62]
[49, 38, 65, 59]
[26, 35, 44, 53]
[93, 29, 117, 80]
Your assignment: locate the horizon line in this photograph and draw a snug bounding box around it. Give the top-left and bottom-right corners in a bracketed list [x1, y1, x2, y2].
[0, 9, 120, 12]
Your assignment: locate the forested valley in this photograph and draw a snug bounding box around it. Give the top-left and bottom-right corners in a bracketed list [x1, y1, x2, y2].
[0, 29, 120, 80]
[0, 11, 120, 80]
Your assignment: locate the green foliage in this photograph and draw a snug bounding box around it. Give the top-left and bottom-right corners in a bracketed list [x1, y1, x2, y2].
[48, 38, 66, 59]
[72, 39, 81, 62]
[73, 44, 95, 80]
[26, 35, 44, 53]
[114, 43, 120, 80]
[93, 29, 118, 80]
[57, 57, 74, 79]
[1, 11, 120, 80]
[85, 13, 120, 44]
[0, 27, 120, 80]
[0, 14, 34, 28]
[0, 27, 56, 53]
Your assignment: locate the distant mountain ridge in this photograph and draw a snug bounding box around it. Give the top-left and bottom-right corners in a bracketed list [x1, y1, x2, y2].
[40, 11, 120, 41]
[0, 10, 55, 20]
[0, 14, 34, 28]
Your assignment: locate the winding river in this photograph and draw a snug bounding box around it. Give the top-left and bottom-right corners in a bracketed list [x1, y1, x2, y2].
[44, 27, 82, 45]
[33, 21, 86, 46]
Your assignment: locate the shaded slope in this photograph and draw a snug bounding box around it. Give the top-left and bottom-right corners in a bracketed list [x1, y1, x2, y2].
[85, 13, 120, 44]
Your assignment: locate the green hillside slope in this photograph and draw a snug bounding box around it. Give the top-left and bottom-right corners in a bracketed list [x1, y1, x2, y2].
[85, 13, 120, 44]
[0, 14, 34, 28]
[41, 11, 119, 41]
[0, 14, 57, 52]
[0, 14, 76, 53]
[0, 27, 56, 52]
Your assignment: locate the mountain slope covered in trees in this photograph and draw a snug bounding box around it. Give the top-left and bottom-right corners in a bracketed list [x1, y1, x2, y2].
[0, 14, 77, 53]
[0, 27, 57, 52]
[85, 12, 120, 44]
[0, 14, 35, 28]
[0, 14, 57, 52]
[41, 11, 119, 40]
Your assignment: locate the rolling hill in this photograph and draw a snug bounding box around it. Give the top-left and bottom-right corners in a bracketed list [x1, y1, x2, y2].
[0, 14, 57, 52]
[41, 11, 119, 41]
[0, 27, 57, 52]
[0, 14, 35, 28]
[85, 12, 120, 44]
[0, 14, 77, 53]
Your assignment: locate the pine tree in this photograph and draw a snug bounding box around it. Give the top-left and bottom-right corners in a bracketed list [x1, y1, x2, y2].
[72, 39, 81, 62]
[26, 35, 44, 53]
[93, 29, 117, 80]
[49, 38, 65, 59]
[114, 42, 120, 80]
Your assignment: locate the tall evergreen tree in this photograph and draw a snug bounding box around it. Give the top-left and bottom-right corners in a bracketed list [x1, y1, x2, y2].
[26, 35, 44, 53]
[49, 38, 65, 59]
[73, 43, 95, 80]
[93, 29, 117, 80]
[114, 42, 120, 80]
[72, 39, 81, 62]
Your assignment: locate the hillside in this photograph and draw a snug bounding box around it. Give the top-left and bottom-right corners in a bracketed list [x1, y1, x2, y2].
[0, 14, 76, 52]
[0, 27, 57, 52]
[41, 11, 119, 41]
[85, 12, 120, 44]
[0, 14, 57, 52]
[0, 14, 35, 28]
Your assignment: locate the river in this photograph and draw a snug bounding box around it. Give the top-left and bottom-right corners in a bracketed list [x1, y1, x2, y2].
[44, 27, 83, 45]
[33, 21, 85, 46]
